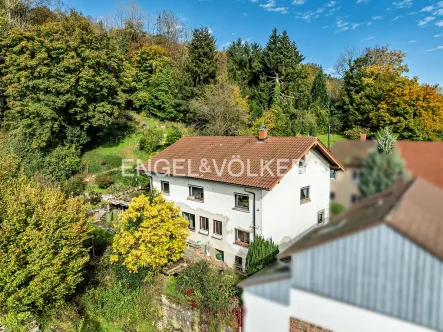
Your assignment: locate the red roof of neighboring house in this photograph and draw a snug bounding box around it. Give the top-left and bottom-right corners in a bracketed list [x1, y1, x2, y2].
[396, 141, 443, 189]
[137, 136, 344, 190]
[330, 140, 443, 189]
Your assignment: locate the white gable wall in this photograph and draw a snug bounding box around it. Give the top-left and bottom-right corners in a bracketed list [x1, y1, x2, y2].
[261, 149, 331, 247]
[150, 174, 263, 269]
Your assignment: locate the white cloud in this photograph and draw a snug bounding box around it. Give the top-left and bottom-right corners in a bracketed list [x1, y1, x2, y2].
[351, 23, 362, 29]
[325, 67, 336, 75]
[362, 36, 376, 40]
[259, 0, 289, 14]
[326, 1, 336, 7]
[356, 0, 369, 3]
[418, 16, 435, 26]
[292, 0, 305, 4]
[392, 0, 413, 9]
[392, 15, 402, 21]
[408, 40, 417, 43]
[425, 45, 443, 52]
[372, 16, 382, 19]
[208, 28, 213, 34]
[250, 0, 259, 2]
[421, 6, 433, 12]
[434, 33, 443, 37]
[436, 20, 443, 26]
[434, 9, 443, 15]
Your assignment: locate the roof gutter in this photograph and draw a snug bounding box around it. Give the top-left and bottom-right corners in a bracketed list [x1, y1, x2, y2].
[244, 188, 256, 240]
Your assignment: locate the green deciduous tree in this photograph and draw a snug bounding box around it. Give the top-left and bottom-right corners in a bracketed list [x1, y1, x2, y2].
[0, 154, 89, 322]
[185, 28, 217, 88]
[111, 194, 189, 272]
[146, 64, 182, 120]
[0, 11, 125, 149]
[190, 81, 250, 135]
[245, 236, 279, 276]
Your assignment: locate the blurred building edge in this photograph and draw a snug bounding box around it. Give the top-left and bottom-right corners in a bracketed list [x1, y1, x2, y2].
[330, 139, 443, 210]
[239, 177, 443, 332]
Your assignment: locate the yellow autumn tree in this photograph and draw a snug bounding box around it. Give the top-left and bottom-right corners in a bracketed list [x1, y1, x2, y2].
[111, 194, 189, 272]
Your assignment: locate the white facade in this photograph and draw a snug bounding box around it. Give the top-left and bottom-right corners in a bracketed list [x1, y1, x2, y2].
[149, 148, 331, 270]
[242, 282, 434, 332]
[288, 289, 434, 332]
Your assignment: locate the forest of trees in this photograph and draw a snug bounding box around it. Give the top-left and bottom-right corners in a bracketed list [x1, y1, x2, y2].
[0, 0, 443, 330]
[1, 1, 442, 182]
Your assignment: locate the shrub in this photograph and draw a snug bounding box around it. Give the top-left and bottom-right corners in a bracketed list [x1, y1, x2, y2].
[0, 155, 89, 321]
[63, 174, 85, 197]
[96, 175, 115, 189]
[88, 190, 102, 205]
[330, 202, 345, 216]
[139, 127, 163, 155]
[165, 126, 183, 146]
[245, 236, 279, 276]
[44, 145, 82, 181]
[175, 261, 240, 319]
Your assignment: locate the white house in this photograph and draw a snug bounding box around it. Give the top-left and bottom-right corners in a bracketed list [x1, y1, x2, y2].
[240, 177, 443, 332]
[137, 129, 344, 271]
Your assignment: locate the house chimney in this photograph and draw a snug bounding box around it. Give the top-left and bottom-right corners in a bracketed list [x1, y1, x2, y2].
[258, 127, 268, 141]
[360, 133, 367, 141]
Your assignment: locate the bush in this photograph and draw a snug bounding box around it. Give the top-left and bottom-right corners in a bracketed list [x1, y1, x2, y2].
[175, 261, 240, 321]
[165, 126, 183, 146]
[44, 144, 82, 181]
[89, 226, 114, 257]
[79, 261, 159, 331]
[63, 174, 85, 196]
[96, 175, 115, 189]
[245, 236, 279, 276]
[88, 190, 102, 205]
[139, 127, 163, 155]
[330, 202, 345, 216]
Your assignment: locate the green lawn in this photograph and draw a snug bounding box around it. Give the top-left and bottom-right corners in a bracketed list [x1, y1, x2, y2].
[317, 134, 347, 147]
[82, 133, 149, 174]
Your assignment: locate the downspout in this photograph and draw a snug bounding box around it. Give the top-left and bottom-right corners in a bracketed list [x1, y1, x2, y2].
[146, 174, 153, 192]
[244, 188, 256, 240]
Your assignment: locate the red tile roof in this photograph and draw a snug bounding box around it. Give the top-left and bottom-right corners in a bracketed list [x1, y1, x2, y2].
[396, 141, 443, 189]
[330, 140, 443, 189]
[279, 177, 443, 260]
[137, 136, 344, 190]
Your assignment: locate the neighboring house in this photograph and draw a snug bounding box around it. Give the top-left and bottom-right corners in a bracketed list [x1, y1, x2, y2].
[240, 177, 443, 332]
[330, 137, 443, 209]
[137, 129, 344, 271]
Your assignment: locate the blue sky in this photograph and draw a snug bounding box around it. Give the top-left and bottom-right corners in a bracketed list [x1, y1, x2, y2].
[65, 0, 443, 85]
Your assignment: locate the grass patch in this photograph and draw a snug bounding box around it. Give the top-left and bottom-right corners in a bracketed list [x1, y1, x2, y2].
[317, 134, 347, 147]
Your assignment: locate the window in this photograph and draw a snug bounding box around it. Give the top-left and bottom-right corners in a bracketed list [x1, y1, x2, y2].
[189, 186, 204, 202]
[215, 249, 224, 261]
[235, 193, 249, 210]
[330, 169, 336, 180]
[330, 192, 335, 201]
[161, 181, 170, 194]
[200, 216, 209, 232]
[318, 210, 325, 224]
[298, 158, 306, 174]
[183, 212, 196, 230]
[213, 220, 223, 236]
[235, 229, 250, 247]
[351, 194, 361, 204]
[300, 186, 310, 203]
[235, 256, 243, 272]
[352, 170, 360, 183]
